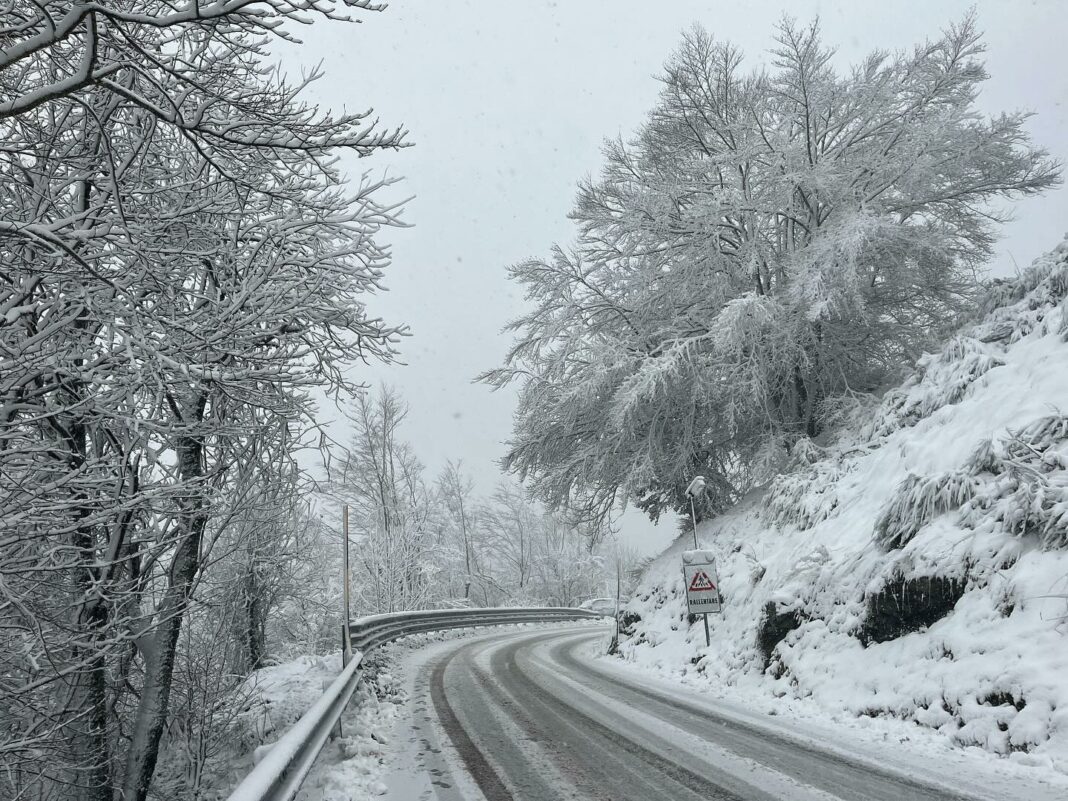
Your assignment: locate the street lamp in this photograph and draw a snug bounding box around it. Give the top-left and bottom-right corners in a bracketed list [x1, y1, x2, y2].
[684, 475, 711, 646]
[685, 475, 706, 549]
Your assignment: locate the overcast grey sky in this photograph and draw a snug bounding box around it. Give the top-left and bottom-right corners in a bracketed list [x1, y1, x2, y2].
[283, 0, 1068, 556]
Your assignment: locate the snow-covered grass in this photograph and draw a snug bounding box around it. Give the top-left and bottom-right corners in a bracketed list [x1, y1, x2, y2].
[614, 236, 1068, 776]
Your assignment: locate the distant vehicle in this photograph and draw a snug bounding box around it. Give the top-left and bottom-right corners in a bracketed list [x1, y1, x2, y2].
[578, 597, 617, 616]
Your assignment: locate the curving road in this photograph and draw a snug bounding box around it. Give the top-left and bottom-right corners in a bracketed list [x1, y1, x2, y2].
[380, 625, 1040, 801]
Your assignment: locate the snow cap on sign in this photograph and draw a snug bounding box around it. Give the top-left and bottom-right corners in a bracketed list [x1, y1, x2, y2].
[682, 549, 716, 564]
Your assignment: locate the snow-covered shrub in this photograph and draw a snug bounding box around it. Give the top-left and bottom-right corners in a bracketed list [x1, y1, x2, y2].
[987, 240, 1068, 310]
[861, 249, 1068, 448]
[764, 462, 844, 531]
[875, 471, 980, 549]
[876, 415, 1068, 551]
[1050, 262, 1068, 302]
[866, 337, 1004, 440]
[977, 244, 1068, 347]
[749, 435, 791, 486]
[153, 615, 255, 801]
[618, 609, 643, 637]
[980, 239, 1068, 317]
[965, 437, 1001, 475]
[762, 441, 848, 531]
[961, 415, 1068, 548]
[1009, 414, 1068, 455]
[813, 392, 878, 439]
[979, 279, 1031, 317]
[787, 437, 825, 467]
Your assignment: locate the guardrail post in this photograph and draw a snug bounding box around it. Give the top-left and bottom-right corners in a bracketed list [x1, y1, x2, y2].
[331, 623, 351, 740]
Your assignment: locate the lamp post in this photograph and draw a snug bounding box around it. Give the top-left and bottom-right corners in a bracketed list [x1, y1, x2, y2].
[685, 475, 706, 549]
[684, 475, 710, 646]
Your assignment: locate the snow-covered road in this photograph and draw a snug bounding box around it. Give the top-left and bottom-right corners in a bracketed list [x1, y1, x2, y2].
[379, 624, 1064, 801]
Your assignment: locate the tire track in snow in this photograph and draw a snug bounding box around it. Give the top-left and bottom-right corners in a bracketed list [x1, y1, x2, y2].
[483, 630, 758, 801]
[406, 625, 990, 801]
[430, 643, 514, 801]
[431, 626, 755, 800]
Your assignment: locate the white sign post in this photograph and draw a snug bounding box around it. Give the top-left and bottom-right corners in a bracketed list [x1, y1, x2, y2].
[682, 549, 721, 646]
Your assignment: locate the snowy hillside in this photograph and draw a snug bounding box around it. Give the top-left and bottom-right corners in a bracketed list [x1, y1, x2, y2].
[615, 237, 1068, 772]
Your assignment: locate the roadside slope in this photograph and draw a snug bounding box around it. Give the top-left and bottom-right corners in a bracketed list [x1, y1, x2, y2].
[615, 237, 1068, 774]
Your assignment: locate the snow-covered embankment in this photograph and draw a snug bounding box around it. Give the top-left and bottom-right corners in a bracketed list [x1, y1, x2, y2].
[615, 238, 1068, 773]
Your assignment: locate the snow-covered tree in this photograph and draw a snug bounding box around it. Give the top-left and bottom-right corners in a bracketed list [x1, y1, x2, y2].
[484, 14, 1060, 525]
[436, 460, 488, 601]
[0, 4, 406, 799]
[528, 512, 604, 607]
[335, 388, 438, 615]
[477, 482, 605, 606]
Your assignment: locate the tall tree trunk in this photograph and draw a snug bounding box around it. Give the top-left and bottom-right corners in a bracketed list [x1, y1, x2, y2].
[243, 555, 266, 671]
[806, 323, 823, 438]
[121, 429, 206, 801]
[67, 414, 112, 801]
[61, 301, 113, 801]
[69, 601, 111, 801]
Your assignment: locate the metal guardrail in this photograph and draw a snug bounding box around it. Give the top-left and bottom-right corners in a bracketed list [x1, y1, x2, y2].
[225, 606, 604, 801]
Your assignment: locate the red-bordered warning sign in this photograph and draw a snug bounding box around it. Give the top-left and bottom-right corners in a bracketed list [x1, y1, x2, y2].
[688, 570, 717, 592]
[682, 551, 722, 614]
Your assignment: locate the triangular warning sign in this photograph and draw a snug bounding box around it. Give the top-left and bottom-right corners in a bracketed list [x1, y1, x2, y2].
[688, 571, 716, 592]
